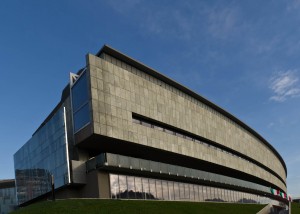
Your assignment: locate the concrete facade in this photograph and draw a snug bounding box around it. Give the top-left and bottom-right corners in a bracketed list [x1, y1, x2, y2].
[85, 51, 286, 192]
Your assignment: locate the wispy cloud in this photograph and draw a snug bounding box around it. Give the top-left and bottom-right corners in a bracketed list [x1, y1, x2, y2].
[269, 70, 300, 102]
[207, 6, 239, 40]
[286, 0, 300, 11]
[105, 0, 142, 14]
[105, 1, 242, 42]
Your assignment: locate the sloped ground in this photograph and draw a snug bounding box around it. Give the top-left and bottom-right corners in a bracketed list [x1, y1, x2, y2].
[11, 199, 265, 214]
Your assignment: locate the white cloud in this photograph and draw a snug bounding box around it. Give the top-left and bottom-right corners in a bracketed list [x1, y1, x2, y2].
[269, 70, 300, 102]
[207, 6, 239, 40]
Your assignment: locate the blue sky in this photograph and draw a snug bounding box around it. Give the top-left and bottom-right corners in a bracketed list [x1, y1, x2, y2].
[1, 0, 300, 197]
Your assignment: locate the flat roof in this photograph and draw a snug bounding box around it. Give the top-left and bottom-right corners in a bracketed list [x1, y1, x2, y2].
[96, 44, 287, 176]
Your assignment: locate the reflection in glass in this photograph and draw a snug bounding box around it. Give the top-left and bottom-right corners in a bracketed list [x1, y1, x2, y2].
[73, 104, 90, 132]
[193, 185, 198, 201]
[162, 181, 169, 200]
[71, 71, 90, 132]
[109, 173, 277, 206]
[189, 184, 195, 201]
[142, 178, 149, 199]
[134, 177, 143, 199]
[174, 182, 180, 201]
[14, 107, 69, 205]
[179, 183, 184, 200]
[206, 186, 211, 201]
[119, 175, 128, 199]
[168, 181, 174, 201]
[149, 179, 156, 200]
[184, 183, 189, 200]
[72, 72, 88, 111]
[198, 185, 203, 201]
[110, 174, 119, 199]
[127, 176, 135, 199]
[203, 186, 207, 201]
[224, 189, 228, 202]
[156, 180, 163, 200]
[0, 187, 17, 213]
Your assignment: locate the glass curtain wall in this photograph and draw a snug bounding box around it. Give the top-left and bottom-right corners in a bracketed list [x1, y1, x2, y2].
[0, 187, 17, 214]
[14, 107, 69, 205]
[110, 173, 272, 204]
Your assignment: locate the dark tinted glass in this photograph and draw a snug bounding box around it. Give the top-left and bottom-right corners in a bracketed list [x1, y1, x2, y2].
[73, 103, 90, 132]
[14, 107, 69, 205]
[72, 72, 88, 112]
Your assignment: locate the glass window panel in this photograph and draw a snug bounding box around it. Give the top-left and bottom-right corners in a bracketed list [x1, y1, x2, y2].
[186, 136, 193, 141]
[211, 187, 216, 201]
[149, 179, 156, 200]
[214, 187, 218, 201]
[134, 177, 143, 199]
[207, 187, 212, 201]
[131, 158, 140, 170]
[228, 190, 232, 202]
[179, 183, 185, 200]
[127, 176, 135, 199]
[233, 190, 237, 203]
[235, 191, 239, 203]
[174, 182, 180, 201]
[119, 175, 128, 199]
[223, 189, 228, 202]
[227, 190, 231, 202]
[219, 188, 223, 201]
[72, 72, 88, 112]
[221, 188, 225, 202]
[118, 155, 129, 168]
[164, 129, 174, 135]
[150, 161, 159, 173]
[202, 186, 207, 201]
[168, 181, 174, 201]
[234, 190, 238, 203]
[132, 118, 140, 124]
[231, 190, 234, 202]
[239, 192, 243, 203]
[141, 121, 152, 128]
[73, 103, 90, 132]
[156, 180, 163, 200]
[162, 181, 169, 200]
[184, 183, 189, 200]
[142, 178, 150, 199]
[189, 184, 195, 201]
[176, 133, 184, 138]
[193, 185, 199, 202]
[198, 185, 203, 202]
[110, 174, 119, 199]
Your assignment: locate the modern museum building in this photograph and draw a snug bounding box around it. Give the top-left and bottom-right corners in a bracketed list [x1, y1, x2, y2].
[14, 45, 289, 208]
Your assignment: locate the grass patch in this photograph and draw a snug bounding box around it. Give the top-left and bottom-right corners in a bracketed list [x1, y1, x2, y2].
[12, 199, 265, 214]
[292, 202, 300, 214]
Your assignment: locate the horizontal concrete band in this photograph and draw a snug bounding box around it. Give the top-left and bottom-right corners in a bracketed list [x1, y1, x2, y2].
[86, 152, 286, 201]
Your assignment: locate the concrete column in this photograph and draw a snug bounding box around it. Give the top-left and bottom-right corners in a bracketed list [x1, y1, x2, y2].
[98, 171, 110, 199]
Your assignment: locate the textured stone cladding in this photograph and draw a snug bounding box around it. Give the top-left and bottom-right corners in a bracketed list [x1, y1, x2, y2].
[86, 54, 286, 191]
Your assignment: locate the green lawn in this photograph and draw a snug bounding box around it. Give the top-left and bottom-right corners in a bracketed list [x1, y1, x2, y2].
[12, 199, 265, 214]
[292, 202, 300, 214]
